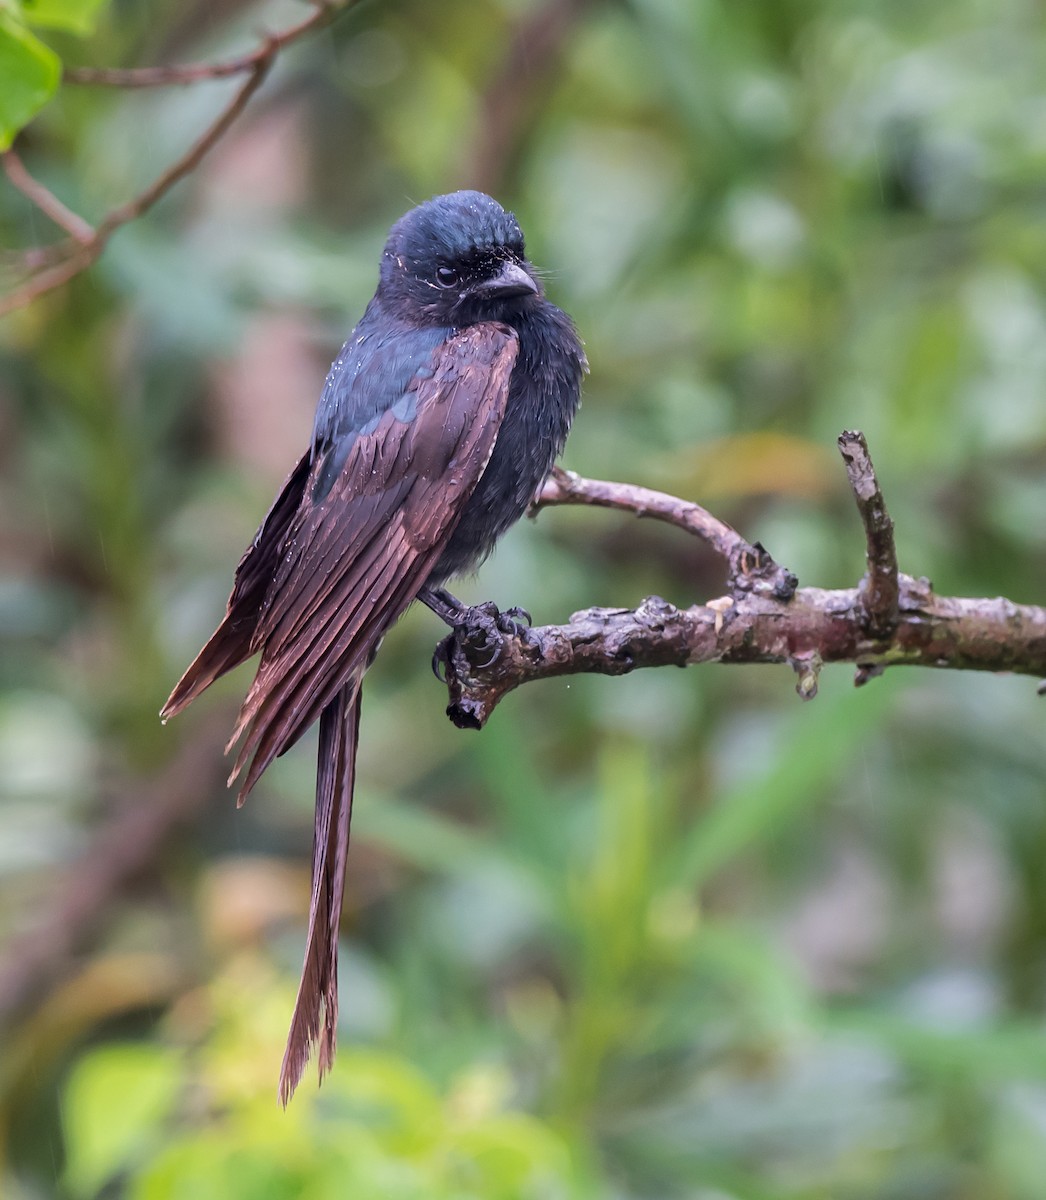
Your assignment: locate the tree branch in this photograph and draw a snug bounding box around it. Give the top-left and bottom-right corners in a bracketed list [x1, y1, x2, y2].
[95, 57, 271, 236]
[536, 465, 798, 600]
[62, 0, 346, 88]
[838, 429, 899, 637]
[2, 149, 95, 244]
[1, 1, 359, 318]
[440, 435, 1046, 728]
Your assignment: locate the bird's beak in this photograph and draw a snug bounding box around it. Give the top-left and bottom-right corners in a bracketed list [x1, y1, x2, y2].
[471, 260, 540, 300]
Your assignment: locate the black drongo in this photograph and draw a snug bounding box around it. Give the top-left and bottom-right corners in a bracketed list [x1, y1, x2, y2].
[162, 191, 586, 1102]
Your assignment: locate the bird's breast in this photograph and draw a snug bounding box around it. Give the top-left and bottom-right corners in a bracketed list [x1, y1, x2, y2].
[429, 303, 585, 583]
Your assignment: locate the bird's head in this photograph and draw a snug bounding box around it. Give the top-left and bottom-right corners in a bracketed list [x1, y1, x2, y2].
[378, 191, 542, 326]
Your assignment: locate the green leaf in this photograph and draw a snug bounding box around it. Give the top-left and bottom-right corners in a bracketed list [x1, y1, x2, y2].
[16, 0, 110, 35]
[0, 9, 60, 149]
[63, 1043, 182, 1198]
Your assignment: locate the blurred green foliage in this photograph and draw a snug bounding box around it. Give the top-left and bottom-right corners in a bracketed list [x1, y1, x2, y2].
[0, 0, 110, 148]
[2, 0, 1046, 1196]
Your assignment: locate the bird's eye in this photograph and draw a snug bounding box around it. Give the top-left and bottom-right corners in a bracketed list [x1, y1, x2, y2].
[435, 266, 459, 288]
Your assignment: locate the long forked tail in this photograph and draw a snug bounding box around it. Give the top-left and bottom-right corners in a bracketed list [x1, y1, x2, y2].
[278, 681, 362, 1106]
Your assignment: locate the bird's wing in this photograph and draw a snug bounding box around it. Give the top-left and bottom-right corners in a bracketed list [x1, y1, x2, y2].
[161, 452, 312, 721]
[227, 322, 519, 802]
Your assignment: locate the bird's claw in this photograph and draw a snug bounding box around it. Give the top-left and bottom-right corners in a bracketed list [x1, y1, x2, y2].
[433, 600, 532, 681]
[457, 604, 505, 669]
[499, 605, 532, 637]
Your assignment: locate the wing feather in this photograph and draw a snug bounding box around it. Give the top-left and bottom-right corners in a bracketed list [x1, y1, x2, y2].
[228, 323, 518, 803]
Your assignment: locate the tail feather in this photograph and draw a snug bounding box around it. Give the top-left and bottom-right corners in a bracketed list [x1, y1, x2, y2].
[277, 682, 362, 1106]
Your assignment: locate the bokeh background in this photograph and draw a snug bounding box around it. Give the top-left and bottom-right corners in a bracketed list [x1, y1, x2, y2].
[3, 0, 1046, 1196]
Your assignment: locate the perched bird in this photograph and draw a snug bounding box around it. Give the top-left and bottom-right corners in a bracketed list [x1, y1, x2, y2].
[161, 191, 586, 1103]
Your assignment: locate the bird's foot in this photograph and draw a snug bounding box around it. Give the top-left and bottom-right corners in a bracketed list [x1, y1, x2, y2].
[430, 600, 532, 681]
[496, 604, 532, 637]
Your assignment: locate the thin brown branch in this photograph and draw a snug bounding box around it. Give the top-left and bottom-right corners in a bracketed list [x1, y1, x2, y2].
[1, 61, 270, 317]
[2, 150, 95, 243]
[62, 0, 347, 87]
[0, 246, 100, 313]
[4, 237, 82, 273]
[1, 1, 359, 318]
[838, 429, 899, 636]
[440, 437, 1046, 727]
[97, 58, 271, 237]
[536, 466, 798, 600]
